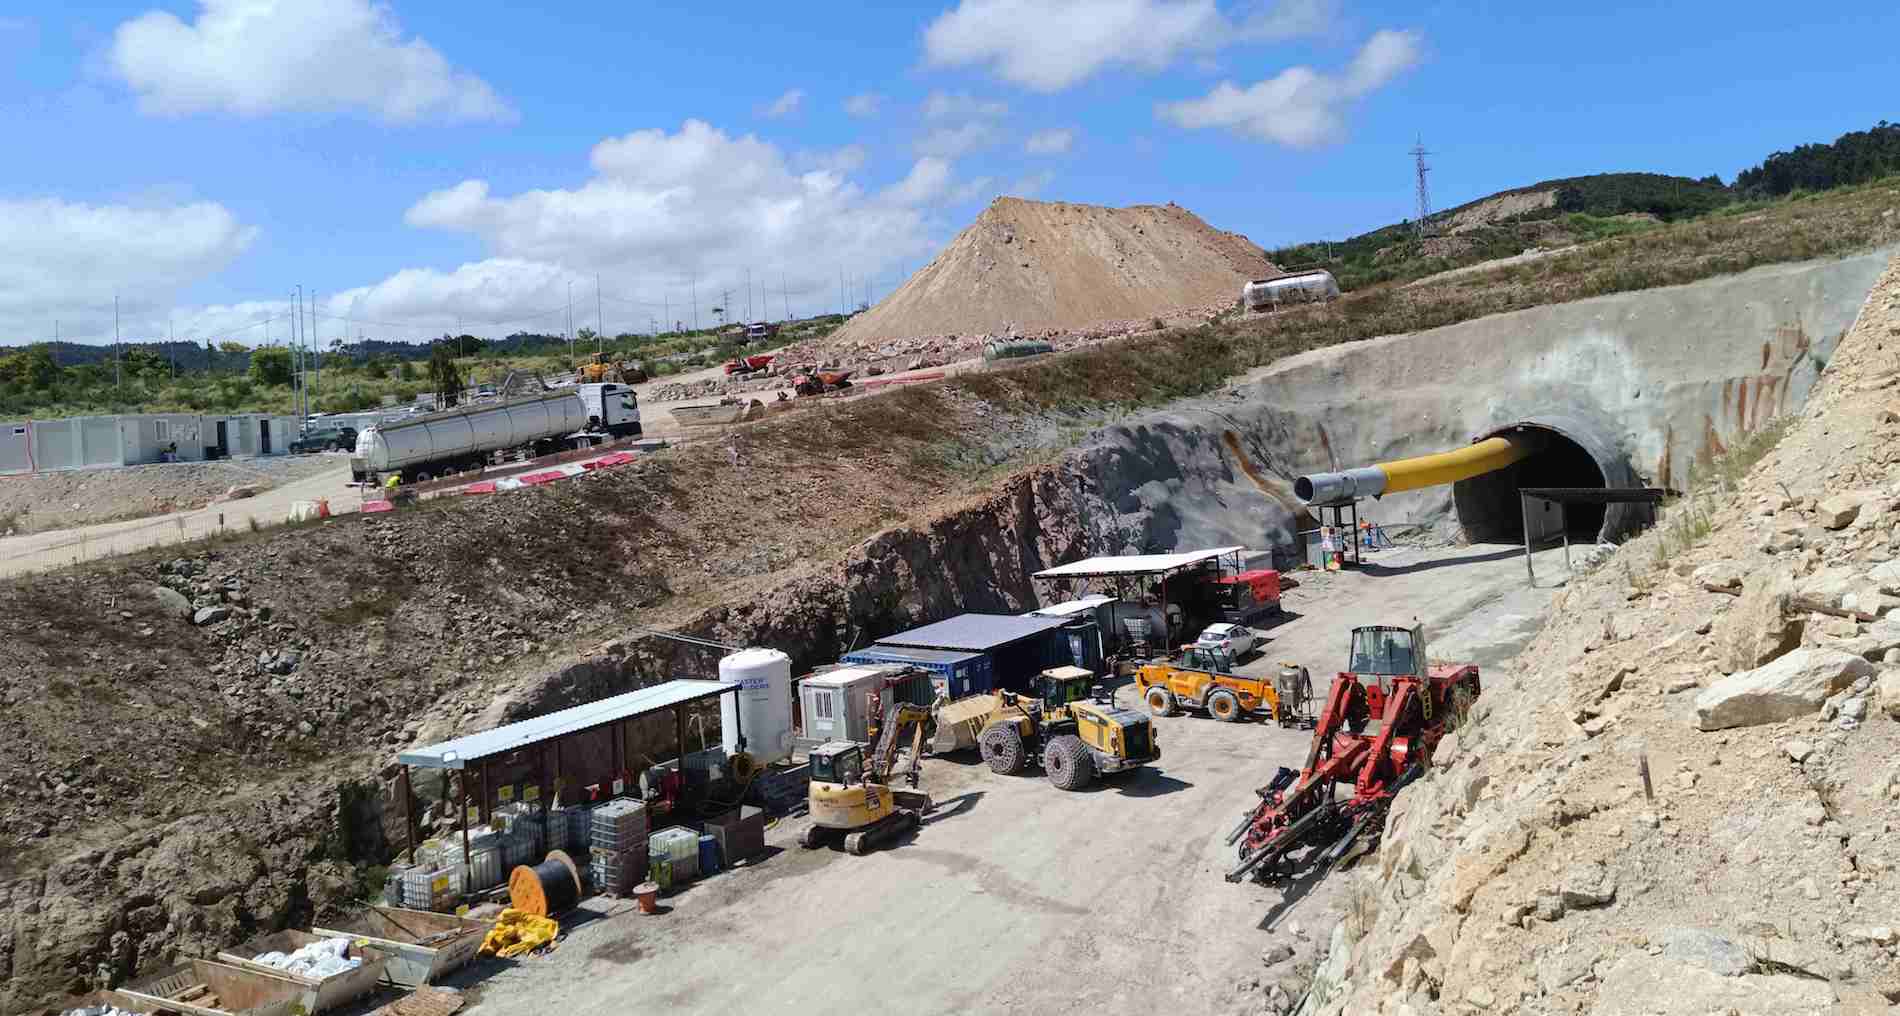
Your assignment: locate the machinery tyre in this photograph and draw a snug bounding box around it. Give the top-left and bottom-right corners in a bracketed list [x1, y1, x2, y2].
[1208, 689, 1243, 723]
[798, 825, 823, 849]
[414, 470, 434, 484]
[980, 724, 1026, 775]
[845, 832, 869, 856]
[1043, 736, 1095, 791]
[1144, 686, 1178, 717]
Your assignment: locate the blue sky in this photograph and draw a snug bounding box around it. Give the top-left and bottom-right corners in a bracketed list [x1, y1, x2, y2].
[1, 1, 1895, 347]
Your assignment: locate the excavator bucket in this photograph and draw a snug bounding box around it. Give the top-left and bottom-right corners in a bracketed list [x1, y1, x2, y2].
[932, 694, 1000, 753]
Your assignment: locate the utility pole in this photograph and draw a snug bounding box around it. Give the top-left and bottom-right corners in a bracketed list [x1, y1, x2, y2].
[596, 273, 605, 352]
[746, 268, 753, 324]
[114, 295, 121, 395]
[566, 280, 575, 363]
[310, 289, 319, 412]
[781, 273, 789, 322]
[169, 318, 175, 379]
[722, 290, 732, 327]
[690, 275, 699, 332]
[1411, 136, 1433, 240]
[663, 291, 670, 336]
[838, 269, 845, 317]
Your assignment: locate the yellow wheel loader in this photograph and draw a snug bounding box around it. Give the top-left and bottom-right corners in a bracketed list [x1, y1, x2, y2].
[799, 702, 934, 855]
[977, 667, 1160, 791]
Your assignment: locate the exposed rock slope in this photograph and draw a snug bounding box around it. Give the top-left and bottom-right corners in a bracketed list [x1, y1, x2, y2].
[827, 197, 1278, 345]
[1296, 254, 1900, 1015]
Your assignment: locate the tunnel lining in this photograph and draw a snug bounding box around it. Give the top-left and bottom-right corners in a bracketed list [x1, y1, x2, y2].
[1451, 417, 1643, 545]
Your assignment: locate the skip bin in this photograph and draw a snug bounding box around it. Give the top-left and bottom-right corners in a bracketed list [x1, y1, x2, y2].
[311, 905, 487, 988]
[215, 928, 387, 1013]
[112, 958, 304, 1016]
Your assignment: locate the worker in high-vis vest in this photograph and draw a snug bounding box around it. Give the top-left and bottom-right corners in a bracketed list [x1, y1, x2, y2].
[384, 473, 401, 498]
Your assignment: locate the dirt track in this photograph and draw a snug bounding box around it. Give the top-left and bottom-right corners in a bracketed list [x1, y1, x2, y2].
[459, 542, 1566, 1016]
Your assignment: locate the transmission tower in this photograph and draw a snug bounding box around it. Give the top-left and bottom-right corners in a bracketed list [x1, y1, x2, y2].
[1411, 136, 1433, 239]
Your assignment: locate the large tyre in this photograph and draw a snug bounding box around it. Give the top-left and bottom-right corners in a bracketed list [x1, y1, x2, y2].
[1144, 686, 1178, 717]
[1208, 689, 1243, 723]
[1043, 735, 1096, 791]
[798, 825, 823, 849]
[980, 724, 1026, 775]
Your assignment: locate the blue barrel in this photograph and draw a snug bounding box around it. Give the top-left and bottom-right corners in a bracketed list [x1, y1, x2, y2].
[698, 834, 721, 876]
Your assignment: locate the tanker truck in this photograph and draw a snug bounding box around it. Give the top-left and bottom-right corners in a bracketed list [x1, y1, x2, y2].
[350, 383, 641, 484]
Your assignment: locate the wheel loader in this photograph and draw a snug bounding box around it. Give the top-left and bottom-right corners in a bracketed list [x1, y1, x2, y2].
[1135, 645, 1285, 724]
[977, 667, 1160, 791]
[799, 701, 934, 855]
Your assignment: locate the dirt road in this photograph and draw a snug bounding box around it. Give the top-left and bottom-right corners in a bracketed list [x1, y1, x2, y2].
[460, 542, 1567, 1016]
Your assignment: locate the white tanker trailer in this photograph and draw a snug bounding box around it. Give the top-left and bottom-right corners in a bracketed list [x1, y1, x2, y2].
[1241, 270, 1341, 311]
[351, 383, 641, 483]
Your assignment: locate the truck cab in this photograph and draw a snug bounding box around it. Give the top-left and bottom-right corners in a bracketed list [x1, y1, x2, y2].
[575, 383, 642, 438]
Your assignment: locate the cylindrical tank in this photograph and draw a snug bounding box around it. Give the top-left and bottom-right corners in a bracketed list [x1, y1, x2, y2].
[982, 338, 1055, 361]
[353, 390, 589, 475]
[1242, 271, 1342, 310]
[719, 648, 793, 765]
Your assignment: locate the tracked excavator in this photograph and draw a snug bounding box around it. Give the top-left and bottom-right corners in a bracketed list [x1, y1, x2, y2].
[800, 702, 934, 855]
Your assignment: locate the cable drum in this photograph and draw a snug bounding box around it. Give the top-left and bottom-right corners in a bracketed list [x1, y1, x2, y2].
[509, 850, 583, 916]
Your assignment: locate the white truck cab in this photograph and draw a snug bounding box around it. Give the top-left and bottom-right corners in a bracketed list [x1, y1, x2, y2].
[574, 383, 642, 438]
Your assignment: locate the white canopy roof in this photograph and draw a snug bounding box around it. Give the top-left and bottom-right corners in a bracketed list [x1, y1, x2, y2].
[1032, 546, 1246, 579]
[399, 679, 738, 769]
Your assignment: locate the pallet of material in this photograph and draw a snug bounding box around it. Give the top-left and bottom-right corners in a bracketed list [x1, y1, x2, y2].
[110, 958, 305, 1016]
[311, 906, 489, 988]
[215, 929, 389, 1013]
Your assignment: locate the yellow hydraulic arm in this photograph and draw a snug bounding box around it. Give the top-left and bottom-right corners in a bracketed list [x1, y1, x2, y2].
[1294, 435, 1533, 503]
[867, 703, 932, 789]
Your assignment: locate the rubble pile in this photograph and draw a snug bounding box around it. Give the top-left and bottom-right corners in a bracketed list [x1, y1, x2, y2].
[1285, 255, 1900, 1016]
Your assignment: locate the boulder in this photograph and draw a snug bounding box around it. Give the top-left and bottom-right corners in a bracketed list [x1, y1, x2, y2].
[1817, 491, 1870, 529]
[1591, 954, 1835, 1015]
[1879, 670, 1900, 720]
[1715, 575, 1803, 672]
[1661, 927, 1751, 976]
[1695, 648, 1876, 730]
[150, 585, 192, 619]
[1560, 862, 1617, 908]
[192, 605, 231, 626]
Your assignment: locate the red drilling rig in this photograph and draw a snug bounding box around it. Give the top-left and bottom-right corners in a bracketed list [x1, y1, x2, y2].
[1226, 623, 1480, 884]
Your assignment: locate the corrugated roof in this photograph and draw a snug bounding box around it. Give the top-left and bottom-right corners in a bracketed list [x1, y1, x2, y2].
[398, 679, 738, 769]
[1027, 594, 1118, 617]
[1032, 546, 1246, 579]
[842, 646, 984, 664]
[877, 613, 1073, 652]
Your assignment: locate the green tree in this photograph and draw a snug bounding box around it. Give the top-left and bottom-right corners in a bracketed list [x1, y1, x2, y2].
[397, 359, 417, 381]
[19, 345, 59, 389]
[250, 345, 293, 386]
[428, 342, 462, 407]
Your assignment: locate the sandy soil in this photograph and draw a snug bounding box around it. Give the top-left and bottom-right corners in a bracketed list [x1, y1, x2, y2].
[0, 454, 345, 535]
[456, 542, 1567, 1016]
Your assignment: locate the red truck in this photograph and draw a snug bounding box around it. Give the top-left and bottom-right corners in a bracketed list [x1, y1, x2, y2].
[724, 353, 776, 376]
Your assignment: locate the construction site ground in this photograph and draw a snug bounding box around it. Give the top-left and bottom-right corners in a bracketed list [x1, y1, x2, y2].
[460, 542, 1569, 1016]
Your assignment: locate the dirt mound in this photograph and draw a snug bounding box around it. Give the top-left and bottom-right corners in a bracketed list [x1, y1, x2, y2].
[826, 197, 1278, 347]
[1442, 188, 1559, 234]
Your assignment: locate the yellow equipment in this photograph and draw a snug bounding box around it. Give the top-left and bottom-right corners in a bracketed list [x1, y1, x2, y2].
[977, 667, 1160, 791]
[479, 908, 558, 958]
[1135, 646, 1285, 724]
[799, 702, 934, 855]
[1294, 435, 1533, 503]
[574, 352, 644, 384]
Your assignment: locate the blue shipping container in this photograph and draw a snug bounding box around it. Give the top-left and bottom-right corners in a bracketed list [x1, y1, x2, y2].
[840, 646, 993, 699]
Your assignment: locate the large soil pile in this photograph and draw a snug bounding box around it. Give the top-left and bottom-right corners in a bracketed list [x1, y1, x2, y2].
[828, 197, 1278, 346]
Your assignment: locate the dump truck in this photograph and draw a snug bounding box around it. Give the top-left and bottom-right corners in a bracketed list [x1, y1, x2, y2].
[1135, 645, 1283, 723]
[977, 666, 1159, 790]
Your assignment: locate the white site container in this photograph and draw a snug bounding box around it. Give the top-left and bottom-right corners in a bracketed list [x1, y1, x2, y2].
[720, 648, 794, 764]
[797, 665, 897, 748]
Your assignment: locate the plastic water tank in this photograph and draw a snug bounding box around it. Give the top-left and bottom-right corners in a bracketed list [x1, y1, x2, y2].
[719, 648, 794, 765]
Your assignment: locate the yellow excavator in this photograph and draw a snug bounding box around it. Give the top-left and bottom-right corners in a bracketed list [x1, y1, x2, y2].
[799, 702, 934, 855]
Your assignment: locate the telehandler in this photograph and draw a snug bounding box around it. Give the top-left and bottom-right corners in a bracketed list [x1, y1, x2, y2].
[977, 667, 1159, 791]
[1135, 645, 1286, 723]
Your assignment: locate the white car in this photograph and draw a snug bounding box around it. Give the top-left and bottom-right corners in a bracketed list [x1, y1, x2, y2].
[1195, 622, 1259, 659]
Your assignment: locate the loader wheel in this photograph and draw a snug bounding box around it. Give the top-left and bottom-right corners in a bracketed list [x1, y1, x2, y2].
[1043, 736, 1095, 791]
[980, 724, 1026, 775]
[1144, 686, 1178, 717]
[1208, 689, 1243, 723]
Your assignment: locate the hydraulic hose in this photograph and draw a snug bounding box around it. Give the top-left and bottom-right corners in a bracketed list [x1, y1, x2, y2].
[1294, 434, 1536, 504]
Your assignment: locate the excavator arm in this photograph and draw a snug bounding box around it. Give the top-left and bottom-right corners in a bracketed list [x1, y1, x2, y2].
[868, 703, 934, 789]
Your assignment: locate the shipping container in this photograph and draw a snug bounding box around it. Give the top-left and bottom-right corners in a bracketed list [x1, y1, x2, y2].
[840, 646, 993, 699]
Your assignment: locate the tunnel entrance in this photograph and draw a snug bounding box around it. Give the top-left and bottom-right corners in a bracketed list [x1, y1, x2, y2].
[1453, 424, 1616, 544]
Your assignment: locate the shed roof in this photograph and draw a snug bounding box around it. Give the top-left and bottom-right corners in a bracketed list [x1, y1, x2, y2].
[398, 678, 738, 769]
[1032, 546, 1246, 579]
[876, 613, 1073, 652]
[842, 645, 985, 664]
[1026, 594, 1118, 617]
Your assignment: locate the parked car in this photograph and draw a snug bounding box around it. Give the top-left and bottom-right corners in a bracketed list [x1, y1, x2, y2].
[1195, 622, 1259, 659]
[289, 425, 357, 454]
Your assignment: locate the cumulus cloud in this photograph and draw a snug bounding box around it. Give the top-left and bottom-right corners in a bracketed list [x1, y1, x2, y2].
[800, 144, 869, 174]
[915, 121, 1006, 159]
[108, 0, 514, 123]
[1158, 29, 1423, 147]
[1024, 128, 1076, 155]
[759, 88, 804, 118]
[923, 0, 1334, 92]
[843, 92, 884, 117]
[330, 120, 943, 337]
[921, 91, 1009, 120]
[1009, 170, 1056, 197]
[0, 197, 256, 344]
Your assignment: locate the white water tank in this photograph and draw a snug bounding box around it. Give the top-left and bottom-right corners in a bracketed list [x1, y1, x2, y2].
[719, 648, 794, 765]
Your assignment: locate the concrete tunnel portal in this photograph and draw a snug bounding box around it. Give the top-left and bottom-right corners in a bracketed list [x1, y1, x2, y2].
[1297, 414, 1645, 546]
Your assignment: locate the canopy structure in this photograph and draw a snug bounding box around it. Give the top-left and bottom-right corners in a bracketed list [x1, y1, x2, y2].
[1032, 546, 1246, 579]
[400, 679, 737, 770]
[1518, 486, 1667, 587]
[877, 613, 1073, 653]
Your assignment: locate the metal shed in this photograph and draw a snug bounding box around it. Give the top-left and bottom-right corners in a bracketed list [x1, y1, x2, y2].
[872, 613, 1079, 689]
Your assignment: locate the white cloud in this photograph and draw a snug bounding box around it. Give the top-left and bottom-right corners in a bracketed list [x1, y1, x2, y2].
[1024, 128, 1076, 155]
[108, 0, 514, 123]
[1009, 170, 1056, 197]
[800, 144, 869, 174]
[884, 158, 955, 206]
[921, 91, 1009, 120]
[759, 88, 804, 118]
[843, 92, 884, 117]
[0, 197, 256, 344]
[915, 121, 1006, 159]
[332, 120, 942, 338]
[949, 177, 998, 205]
[923, 0, 1333, 92]
[1158, 29, 1423, 147]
